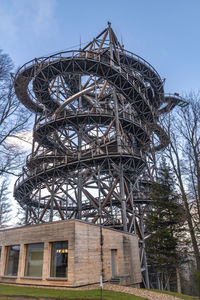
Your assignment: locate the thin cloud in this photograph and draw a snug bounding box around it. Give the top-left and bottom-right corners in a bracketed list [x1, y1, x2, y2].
[0, 0, 56, 40]
[32, 0, 56, 34]
[6, 130, 32, 151]
[0, 7, 18, 38]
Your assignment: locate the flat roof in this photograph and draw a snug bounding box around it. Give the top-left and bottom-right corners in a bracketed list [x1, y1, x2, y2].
[0, 219, 137, 237]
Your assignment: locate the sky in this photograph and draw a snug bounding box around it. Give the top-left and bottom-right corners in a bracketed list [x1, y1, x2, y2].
[0, 0, 200, 96]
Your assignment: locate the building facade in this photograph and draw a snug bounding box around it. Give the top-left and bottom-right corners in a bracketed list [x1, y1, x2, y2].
[0, 220, 142, 287]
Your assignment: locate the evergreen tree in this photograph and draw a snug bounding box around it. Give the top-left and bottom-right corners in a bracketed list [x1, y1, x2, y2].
[145, 159, 188, 291]
[0, 179, 12, 226]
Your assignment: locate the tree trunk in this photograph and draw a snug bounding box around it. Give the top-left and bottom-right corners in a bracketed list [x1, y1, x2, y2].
[168, 142, 200, 272]
[181, 188, 200, 271]
[176, 265, 182, 294]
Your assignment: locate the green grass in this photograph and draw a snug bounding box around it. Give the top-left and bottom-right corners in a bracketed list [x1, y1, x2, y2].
[0, 284, 146, 300]
[1, 283, 199, 300]
[149, 289, 199, 300]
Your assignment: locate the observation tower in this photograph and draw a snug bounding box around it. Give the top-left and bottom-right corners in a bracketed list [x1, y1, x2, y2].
[13, 23, 186, 287]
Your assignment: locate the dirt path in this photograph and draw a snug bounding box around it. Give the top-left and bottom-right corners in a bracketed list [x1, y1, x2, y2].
[102, 283, 181, 299]
[70, 283, 181, 299]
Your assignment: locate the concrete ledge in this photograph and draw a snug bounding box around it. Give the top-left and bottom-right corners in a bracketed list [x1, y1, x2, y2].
[20, 277, 42, 280]
[1, 276, 18, 279]
[46, 277, 68, 281]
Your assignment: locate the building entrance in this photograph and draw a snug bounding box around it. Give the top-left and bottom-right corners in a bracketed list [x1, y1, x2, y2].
[111, 249, 117, 277]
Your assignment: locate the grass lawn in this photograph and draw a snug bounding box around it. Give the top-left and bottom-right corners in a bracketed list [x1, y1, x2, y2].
[149, 289, 199, 300]
[1, 284, 199, 300]
[0, 284, 146, 300]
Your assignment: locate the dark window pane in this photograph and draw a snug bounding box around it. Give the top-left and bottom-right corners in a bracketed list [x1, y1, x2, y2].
[25, 243, 44, 277]
[5, 245, 20, 276]
[51, 241, 68, 278]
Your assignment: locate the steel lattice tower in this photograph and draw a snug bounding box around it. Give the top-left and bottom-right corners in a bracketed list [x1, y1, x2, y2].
[13, 23, 187, 287]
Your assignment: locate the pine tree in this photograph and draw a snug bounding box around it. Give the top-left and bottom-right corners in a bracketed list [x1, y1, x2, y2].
[145, 159, 188, 291]
[0, 179, 12, 226]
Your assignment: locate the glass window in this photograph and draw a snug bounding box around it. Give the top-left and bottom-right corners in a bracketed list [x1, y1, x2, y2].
[5, 245, 20, 276]
[51, 241, 68, 278]
[25, 243, 44, 277]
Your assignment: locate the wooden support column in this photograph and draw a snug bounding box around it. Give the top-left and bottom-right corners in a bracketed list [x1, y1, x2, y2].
[49, 183, 54, 222]
[119, 166, 127, 232]
[98, 169, 102, 224]
[130, 182, 136, 233]
[77, 74, 82, 219]
[113, 89, 122, 154]
[139, 206, 150, 288]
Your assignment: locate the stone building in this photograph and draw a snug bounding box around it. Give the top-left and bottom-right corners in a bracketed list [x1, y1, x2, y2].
[0, 220, 142, 287]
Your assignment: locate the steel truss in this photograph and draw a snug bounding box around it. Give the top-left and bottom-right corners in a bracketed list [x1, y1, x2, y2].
[13, 23, 186, 288]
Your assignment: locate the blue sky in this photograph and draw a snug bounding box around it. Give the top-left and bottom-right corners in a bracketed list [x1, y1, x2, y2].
[0, 0, 200, 95]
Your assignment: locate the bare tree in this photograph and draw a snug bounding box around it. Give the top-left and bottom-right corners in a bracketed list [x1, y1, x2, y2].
[0, 50, 31, 226]
[142, 95, 200, 295]
[164, 93, 200, 272]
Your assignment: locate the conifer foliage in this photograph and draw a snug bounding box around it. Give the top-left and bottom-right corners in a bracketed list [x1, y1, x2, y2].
[145, 159, 187, 290]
